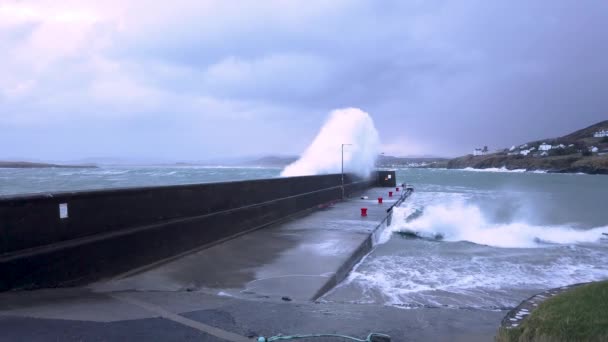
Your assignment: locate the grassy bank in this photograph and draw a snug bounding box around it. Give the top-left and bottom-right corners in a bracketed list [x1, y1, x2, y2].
[497, 281, 608, 342]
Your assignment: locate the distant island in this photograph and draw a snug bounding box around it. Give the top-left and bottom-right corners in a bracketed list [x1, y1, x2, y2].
[444, 120, 608, 174]
[240, 156, 299, 167]
[0, 161, 97, 169]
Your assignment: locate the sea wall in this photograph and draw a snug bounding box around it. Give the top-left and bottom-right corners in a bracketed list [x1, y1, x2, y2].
[0, 172, 389, 291]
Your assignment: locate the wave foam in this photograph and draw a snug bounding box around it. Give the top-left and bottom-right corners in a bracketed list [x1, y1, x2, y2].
[462, 167, 527, 173]
[281, 108, 380, 177]
[340, 248, 608, 308]
[392, 201, 608, 248]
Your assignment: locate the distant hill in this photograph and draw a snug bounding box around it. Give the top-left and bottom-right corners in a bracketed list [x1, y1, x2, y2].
[376, 155, 448, 168]
[0, 161, 97, 169]
[560, 120, 608, 142]
[240, 156, 299, 167]
[446, 120, 608, 174]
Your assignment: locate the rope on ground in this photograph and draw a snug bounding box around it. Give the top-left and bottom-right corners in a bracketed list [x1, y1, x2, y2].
[257, 332, 391, 341]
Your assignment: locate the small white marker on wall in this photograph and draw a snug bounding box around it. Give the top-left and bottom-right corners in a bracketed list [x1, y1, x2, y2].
[59, 203, 69, 219]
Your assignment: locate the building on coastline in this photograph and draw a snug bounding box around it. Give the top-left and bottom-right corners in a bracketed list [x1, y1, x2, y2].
[520, 149, 531, 156]
[594, 130, 608, 138]
[554, 144, 566, 149]
[473, 146, 489, 156]
[590, 146, 599, 153]
[539, 143, 552, 151]
[540, 151, 549, 157]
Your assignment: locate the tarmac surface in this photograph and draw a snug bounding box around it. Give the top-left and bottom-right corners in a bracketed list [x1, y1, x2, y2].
[0, 289, 504, 342]
[0, 187, 506, 341]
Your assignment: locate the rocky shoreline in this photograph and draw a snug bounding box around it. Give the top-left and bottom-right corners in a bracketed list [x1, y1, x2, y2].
[442, 154, 608, 175]
[500, 283, 589, 330]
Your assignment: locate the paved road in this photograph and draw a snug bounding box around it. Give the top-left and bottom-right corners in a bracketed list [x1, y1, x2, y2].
[0, 289, 504, 341]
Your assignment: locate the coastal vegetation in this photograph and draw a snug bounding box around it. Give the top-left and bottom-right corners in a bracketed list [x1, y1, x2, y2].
[447, 120, 608, 174]
[497, 281, 608, 342]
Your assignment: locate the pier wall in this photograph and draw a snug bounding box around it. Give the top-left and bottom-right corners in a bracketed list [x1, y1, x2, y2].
[0, 172, 393, 291]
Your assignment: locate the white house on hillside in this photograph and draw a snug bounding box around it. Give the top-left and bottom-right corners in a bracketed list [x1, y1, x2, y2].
[594, 130, 608, 138]
[539, 143, 552, 151]
[473, 146, 489, 156]
[591, 146, 599, 153]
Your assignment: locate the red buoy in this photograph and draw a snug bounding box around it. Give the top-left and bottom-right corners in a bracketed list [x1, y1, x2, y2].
[378, 197, 383, 204]
[361, 208, 368, 217]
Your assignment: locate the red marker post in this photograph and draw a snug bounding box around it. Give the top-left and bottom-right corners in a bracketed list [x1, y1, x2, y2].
[361, 208, 368, 217]
[378, 197, 383, 204]
[389, 191, 393, 197]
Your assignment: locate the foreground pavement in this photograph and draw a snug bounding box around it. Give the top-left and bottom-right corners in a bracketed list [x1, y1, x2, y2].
[0, 188, 505, 341]
[0, 289, 504, 341]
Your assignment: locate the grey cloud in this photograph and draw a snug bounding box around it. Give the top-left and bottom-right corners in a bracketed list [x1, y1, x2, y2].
[1, 0, 607, 160]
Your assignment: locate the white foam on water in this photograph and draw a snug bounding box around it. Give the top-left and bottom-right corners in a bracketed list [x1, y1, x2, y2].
[281, 108, 380, 177]
[341, 246, 608, 308]
[393, 201, 608, 248]
[461, 167, 527, 173]
[329, 189, 608, 309]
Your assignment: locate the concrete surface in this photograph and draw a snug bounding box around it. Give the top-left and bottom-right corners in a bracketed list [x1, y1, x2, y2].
[0, 187, 506, 341]
[1, 173, 371, 291]
[91, 188, 400, 302]
[0, 290, 504, 342]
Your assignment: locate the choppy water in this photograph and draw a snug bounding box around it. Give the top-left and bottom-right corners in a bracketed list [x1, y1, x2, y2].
[0, 166, 280, 196]
[325, 168, 608, 309]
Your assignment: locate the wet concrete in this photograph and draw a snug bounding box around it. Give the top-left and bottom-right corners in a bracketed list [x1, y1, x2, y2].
[91, 188, 401, 302]
[0, 289, 504, 342]
[0, 187, 506, 341]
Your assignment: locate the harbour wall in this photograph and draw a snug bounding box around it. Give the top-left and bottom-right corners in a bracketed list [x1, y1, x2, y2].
[0, 172, 392, 291]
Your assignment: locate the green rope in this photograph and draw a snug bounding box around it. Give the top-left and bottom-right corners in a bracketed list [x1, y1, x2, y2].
[257, 333, 390, 342]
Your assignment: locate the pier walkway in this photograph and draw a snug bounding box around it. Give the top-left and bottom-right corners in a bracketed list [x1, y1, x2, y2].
[0, 187, 504, 341]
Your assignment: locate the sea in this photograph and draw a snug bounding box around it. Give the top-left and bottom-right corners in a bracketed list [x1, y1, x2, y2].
[2, 166, 607, 310]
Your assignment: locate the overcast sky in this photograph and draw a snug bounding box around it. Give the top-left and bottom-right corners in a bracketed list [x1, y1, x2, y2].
[1, 0, 607, 161]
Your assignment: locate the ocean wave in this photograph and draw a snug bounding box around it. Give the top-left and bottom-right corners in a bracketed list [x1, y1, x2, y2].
[390, 201, 608, 248]
[461, 167, 527, 173]
[339, 248, 608, 308]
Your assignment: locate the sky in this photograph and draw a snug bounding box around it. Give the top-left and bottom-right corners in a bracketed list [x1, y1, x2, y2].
[1, 0, 607, 162]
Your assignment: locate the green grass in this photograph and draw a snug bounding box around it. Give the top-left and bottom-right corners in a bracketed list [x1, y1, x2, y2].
[497, 281, 608, 342]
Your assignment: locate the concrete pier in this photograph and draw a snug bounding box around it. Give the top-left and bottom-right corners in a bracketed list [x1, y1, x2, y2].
[0, 186, 504, 341]
[91, 187, 404, 302]
[0, 175, 510, 341]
